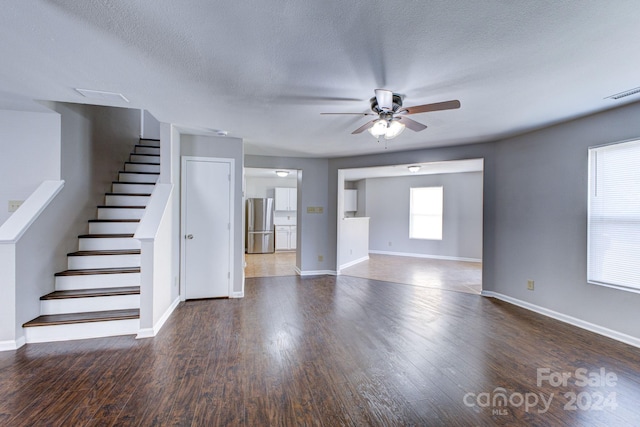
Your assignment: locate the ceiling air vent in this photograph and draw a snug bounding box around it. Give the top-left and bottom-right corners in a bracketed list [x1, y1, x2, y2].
[75, 88, 129, 103]
[605, 87, 640, 100]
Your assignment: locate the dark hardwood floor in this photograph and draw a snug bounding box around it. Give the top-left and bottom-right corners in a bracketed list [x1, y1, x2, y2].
[2, 275, 640, 426]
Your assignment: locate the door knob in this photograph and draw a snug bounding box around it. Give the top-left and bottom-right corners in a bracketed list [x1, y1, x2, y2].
[186, 234, 194, 240]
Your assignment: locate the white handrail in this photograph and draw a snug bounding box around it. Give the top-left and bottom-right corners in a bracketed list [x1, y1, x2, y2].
[0, 180, 64, 244]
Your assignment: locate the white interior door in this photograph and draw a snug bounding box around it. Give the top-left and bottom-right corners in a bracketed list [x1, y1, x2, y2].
[182, 157, 232, 299]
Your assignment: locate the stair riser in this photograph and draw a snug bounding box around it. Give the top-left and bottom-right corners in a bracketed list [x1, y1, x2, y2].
[97, 208, 145, 220]
[41, 294, 140, 315]
[24, 318, 139, 343]
[55, 272, 140, 290]
[124, 163, 160, 173]
[118, 172, 159, 183]
[79, 237, 140, 251]
[89, 222, 139, 234]
[134, 146, 160, 155]
[68, 254, 140, 270]
[130, 154, 159, 164]
[112, 183, 155, 194]
[105, 195, 150, 206]
[138, 139, 160, 147]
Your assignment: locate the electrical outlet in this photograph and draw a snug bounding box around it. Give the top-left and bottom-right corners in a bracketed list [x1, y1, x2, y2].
[318, 255, 323, 262]
[8, 200, 23, 213]
[527, 280, 535, 291]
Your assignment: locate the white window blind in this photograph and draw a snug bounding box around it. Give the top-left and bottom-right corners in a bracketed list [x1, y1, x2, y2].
[410, 187, 443, 240]
[588, 139, 640, 292]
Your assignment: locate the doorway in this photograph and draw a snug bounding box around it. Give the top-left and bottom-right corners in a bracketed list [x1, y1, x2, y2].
[181, 157, 234, 299]
[336, 159, 484, 294]
[244, 167, 298, 277]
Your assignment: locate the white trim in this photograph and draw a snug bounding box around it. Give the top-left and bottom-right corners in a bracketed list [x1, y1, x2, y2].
[0, 336, 25, 352]
[369, 250, 481, 263]
[136, 296, 180, 339]
[0, 180, 64, 243]
[481, 291, 640, 349]
[338, 255, 369, 271]
[180, 156, 235, 300]
[140, 109, 144, 138]
[230, 291, 244, 298]
[294, 266, 337, 276]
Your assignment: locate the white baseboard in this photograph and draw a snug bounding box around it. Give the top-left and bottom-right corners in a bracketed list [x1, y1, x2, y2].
[369, 250, 481, 263]
[136, 297, 180, 339]
[294, 266, 337, 276]
[0, 336, 25, 352]
[338, 255, 369, 271]
[230, 291, 244, 298]
[481, 291, 640, 349]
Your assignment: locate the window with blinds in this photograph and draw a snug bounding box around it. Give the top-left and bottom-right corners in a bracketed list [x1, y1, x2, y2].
[410, 186, 443, 240]
[588, 138, 640, 292]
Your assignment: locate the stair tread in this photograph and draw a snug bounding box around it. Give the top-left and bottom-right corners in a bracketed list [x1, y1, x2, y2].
[105, 192, 152, 196]
[97, 205, 146, 209]
[134, 144, 160, 148]
[88, 219, 140, 223]
[112, 181, 156, 185]
[23, 309, 140, 327]
[130, 153, 159, 156]
[41, 286, 140, 300]
[55, 267, 140, 276]
[67, 249, 141, 256]
[139, 138, 160, 141]
[125, 161, 160, 165]
[78, 234, 135, 239]
[119, 171, 160, 175]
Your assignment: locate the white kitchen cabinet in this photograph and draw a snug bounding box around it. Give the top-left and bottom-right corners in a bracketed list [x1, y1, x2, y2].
[275, 225, 296, 250]
[275, 187, 297, 211]
[344, 189, 357, 212]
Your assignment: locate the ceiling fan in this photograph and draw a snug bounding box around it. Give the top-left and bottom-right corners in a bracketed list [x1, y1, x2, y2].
[321, 89, 460, 140]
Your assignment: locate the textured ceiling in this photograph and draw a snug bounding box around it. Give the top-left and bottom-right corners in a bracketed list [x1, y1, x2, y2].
[2, 1, 640, 157]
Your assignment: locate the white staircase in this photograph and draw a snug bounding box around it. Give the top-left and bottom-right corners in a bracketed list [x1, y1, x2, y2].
[23, 139, 160, 343]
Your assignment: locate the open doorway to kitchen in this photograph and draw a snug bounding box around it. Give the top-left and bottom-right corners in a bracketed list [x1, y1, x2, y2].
[244, 167, 299, 277]
[336, 159, 484, 295]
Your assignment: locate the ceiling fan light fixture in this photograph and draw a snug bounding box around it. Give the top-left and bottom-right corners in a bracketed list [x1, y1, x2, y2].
[384, 120, 405, 139]
[408, 165, 421, 173]
[368, 119, 388, 137]
[275, 170, 289, 177]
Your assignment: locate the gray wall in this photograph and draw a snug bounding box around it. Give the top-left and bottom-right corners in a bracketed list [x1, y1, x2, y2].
[490, 101, 640, 339]
[0, 110, 60, 225]
[365, 172, 483, 260]
[41, 102, 141, 244]
[245, 155, 331, 273]
[181, 135, 244, 294]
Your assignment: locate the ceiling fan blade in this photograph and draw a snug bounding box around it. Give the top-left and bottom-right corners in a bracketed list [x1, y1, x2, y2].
[320, 112, 375, 116]
[397, 116, 427, 132]
[375, 89, 393, 111]
[279, 95, 364, 103]
[402, 100, 461, 115]
[351, 120, 377, 134]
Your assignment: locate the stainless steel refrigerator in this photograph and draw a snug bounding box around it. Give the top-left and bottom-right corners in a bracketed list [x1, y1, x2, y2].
[246, 198, 275, 253]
